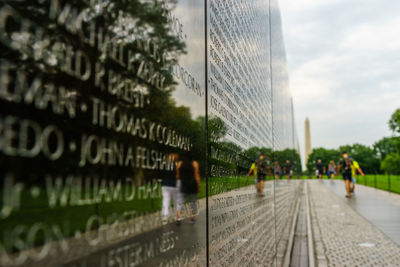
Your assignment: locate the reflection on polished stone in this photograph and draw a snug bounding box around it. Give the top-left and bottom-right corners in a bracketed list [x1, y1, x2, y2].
[0, 0, 298, 266]
[207, 0, 299, 264]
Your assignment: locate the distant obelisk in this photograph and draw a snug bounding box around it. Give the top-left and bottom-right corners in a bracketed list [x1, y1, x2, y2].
[305, 117, 312, 164]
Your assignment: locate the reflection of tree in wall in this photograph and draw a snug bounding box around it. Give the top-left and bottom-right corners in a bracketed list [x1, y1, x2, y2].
[1, 0, 189, 177]
[208, 117, 256, 176]
[208, 117, 302, 177]
[0, 0, 206, 251]
[274, 149, 302, 174]
[243, 147, 301, 173]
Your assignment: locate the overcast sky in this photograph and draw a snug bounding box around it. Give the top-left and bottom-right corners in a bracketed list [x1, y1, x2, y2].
[279, 0, 400, 157]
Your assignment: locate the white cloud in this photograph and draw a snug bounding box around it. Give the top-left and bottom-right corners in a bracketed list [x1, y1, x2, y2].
[280, 0, 400, 160]
[340, 19, 400, 51]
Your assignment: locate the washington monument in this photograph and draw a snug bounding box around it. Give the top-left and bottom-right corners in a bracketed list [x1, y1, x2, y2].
[305, 117, 312, 164]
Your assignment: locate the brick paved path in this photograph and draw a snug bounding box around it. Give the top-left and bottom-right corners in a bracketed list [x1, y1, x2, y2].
[308, 180, 400, 266]
[321, 180, 400, 245]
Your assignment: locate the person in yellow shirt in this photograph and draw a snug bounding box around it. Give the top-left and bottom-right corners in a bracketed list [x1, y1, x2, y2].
[256, 154, 267, 196]
[350, 156, 365, 193]
[247, 161, 258, 192]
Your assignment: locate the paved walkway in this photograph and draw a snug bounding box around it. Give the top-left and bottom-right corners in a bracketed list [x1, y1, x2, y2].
[320, 180, 400, 245]
[308, 180, 400, 266]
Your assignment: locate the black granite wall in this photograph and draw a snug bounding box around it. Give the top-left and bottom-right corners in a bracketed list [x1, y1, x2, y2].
[0, 0, 298, 266]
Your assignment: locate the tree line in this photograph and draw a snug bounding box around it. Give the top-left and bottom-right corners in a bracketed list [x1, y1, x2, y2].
[306, 109, 400, 174]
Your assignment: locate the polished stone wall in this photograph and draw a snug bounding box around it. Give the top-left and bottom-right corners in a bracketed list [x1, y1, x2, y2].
[0, 0, 298, 266]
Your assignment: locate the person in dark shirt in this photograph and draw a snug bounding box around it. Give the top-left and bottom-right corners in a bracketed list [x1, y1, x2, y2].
[161, 153, 179, 224]
[177, 151, 201, 223]
[338, 151, 353, 198]
[283, 160, 293, 179]
[316, 159, 325, 179]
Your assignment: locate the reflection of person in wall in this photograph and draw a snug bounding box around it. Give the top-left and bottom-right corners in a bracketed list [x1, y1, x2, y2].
[283, 160, 293, 179]
[247, 160, 258, 192]
[177, 151, 201, 223]
[266, 161, 272, 177]
[256, 154, 267, 196]
[161, 153, 179, 224]
[273, 161, 281, 180]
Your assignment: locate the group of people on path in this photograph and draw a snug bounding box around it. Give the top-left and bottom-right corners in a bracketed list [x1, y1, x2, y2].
[315, 152, 365, 198]
[161, 152, 201, 225]
[247, 154, 294, 196]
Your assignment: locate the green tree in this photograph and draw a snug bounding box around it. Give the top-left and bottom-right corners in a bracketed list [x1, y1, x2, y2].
[373, 136, 400, 161]
[208, 117, 228, 142]
[381, 109, 400, 173]
[306, 148, 340, 173]
[381, 153, 400, 173]
[260, 147, 273, 164]
[339, 144, 380, 173]
[389, 108, 400, 134]
[243, 147, 263, 162]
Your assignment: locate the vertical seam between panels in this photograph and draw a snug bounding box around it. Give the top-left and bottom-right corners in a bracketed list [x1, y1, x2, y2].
[268, 0, 278, 265]
[204, 0, 209, 266]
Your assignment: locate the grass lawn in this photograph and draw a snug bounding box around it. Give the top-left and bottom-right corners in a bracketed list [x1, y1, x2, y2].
[5, 173, 398, 250]
[353, 174, 400, 194]
[294, 174, 400, 194]
[0, 175, 258, 250]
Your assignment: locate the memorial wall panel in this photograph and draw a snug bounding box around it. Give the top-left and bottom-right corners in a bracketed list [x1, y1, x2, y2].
[0, 0, 299, 266]
[207, 0, 277, 265]
[270, 0, 294, 151]
[0, 0, 206, 266]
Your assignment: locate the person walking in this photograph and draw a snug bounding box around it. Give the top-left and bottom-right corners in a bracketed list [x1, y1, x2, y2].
[177, 151, 201, 223]
[316, 159, 325, 179]
[338, 151, 353, 198]
[256, 154, 267, 196]
[247, 160, 259, 192]
[350, 156, 365, 193]
[273, 161, 281, 180]
[283, 160, 293, 179]
[161, 153, 179, 224]
[327, 160, 336, 179]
